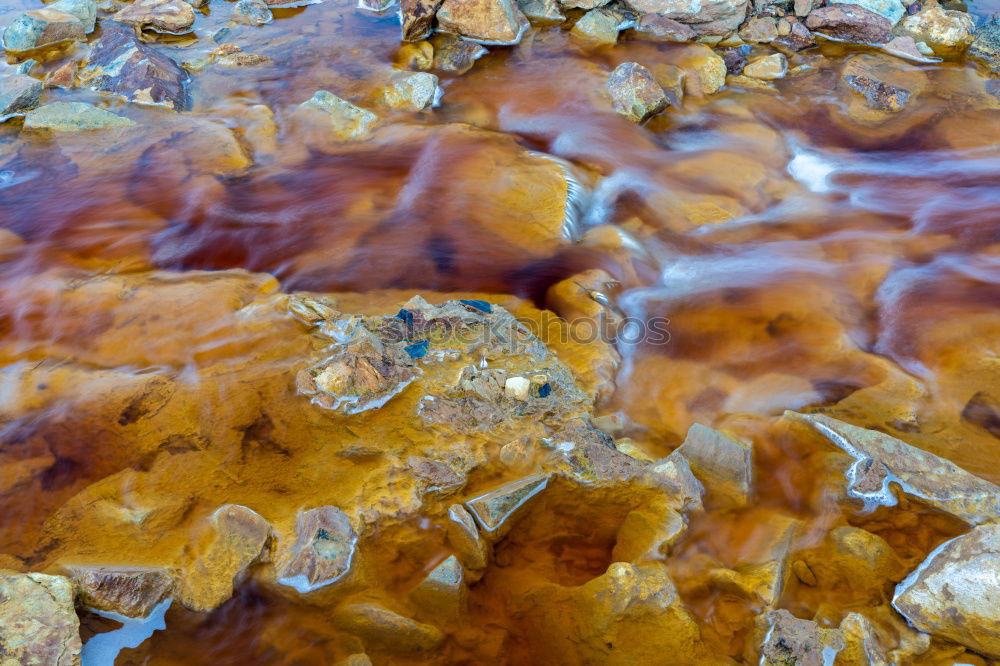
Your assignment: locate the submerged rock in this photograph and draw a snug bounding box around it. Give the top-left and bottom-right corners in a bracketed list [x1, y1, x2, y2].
[788, 412, 1000, 525]
[2, 8, 86, 54]
[805, 4, 892, 43]
[676, 44, 727, 95]
[80, 23, 190, 110]
[233, 0, 275, 25]
[295, 90, 379, 141]
[893, 523, 1000, 659]
[436, 0, 529, 44]
[67, 565, 173, 618]
[0, 74, 43, 120]
[893, 4, 974, 55]
[400, 0, 445, 41]
[675, 423, 752, 507]
[465, 474, 549, 540]
[743, 52, 787, 79]
[276, 506, 358, 593]
[23, 102, 136, 131]
[113, 0, 196, 35]
[623, 0, 748, 35]
[431, 34, 488, 73]
[571, 6, 624, 46]
[0, 571, 82, 666]
[408, 554, 467, 622]
[334, 603, 444, 652]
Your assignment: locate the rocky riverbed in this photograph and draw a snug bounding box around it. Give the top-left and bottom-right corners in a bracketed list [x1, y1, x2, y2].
[0, 0, 999, 661]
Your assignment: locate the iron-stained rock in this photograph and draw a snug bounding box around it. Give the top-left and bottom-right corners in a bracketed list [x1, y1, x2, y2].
[380, 70, 439, 110]
[633, 13, 697, 41]
[0, 571, 81, 666]
[571, 6, 623, 46]
[80, 23, 189, 110]
[623, 0, 748, 35]
[805, 4, 892, 43]
[436, 0, 529, 44]
[969, 15, 1000, 73]
[295, 90, 379, 140]
[606, 61, 668, 123]
[431, 34, 488, 73]
[465, 474, 549, 540]
[67, 565, 172, 618]
[675, 423, 752, 507]
[23, 102, 136, 131]
[400, 0, 444, 41]
[0, 74, 43, 120]
[277, 506, 358, 593]
[787, 412, 1000, 525]
[893, 523, 1000, 659]
[113, 0, 196, 35]
[334, 603, 444, 652]
[233, 0, 275, 24]
[893, 4, 974, 55]
[753, 609, 846, 665]
[831, 0, 904, 24]
[409, 554, 467, 622]
[2, 9, 86, 53]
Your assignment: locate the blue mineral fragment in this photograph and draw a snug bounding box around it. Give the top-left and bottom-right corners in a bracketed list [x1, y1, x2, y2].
[459, 299, 492, 314]
[396, 309, 414, 325]
[404, 339, 429, 359]
[538, 383, 551, 398]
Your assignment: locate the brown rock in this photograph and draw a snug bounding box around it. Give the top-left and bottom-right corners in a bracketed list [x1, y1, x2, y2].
[276, 506, 358, 593]
[0, 571, 81, 666]
[2, 8, 86, 53]
[437, 0, 529, 44]
[743, 52, 787, 78]
[633, 13, 697, 41]
[400, 0, 445, 41]
[739, 15, 778, 41]
[408, 554, 467, 622]
[517, 0, 565, 21]
[675, 44, 727, 96]
[79, 22, 189, 110]
[805, 4, 892, 43]
[624, 0, 749, 35]
[675, 423, 752, 506]
[113, 0, 196, 34]
[651, 63, 685, 106]
[773, 19, 815, 49]
[753, 609, 846, 665]
[407, 456, 466, 495]
[67, 565, 172, 618]
[606, 62, 669, 123]
[431, 34, 488, 73]
[334, 603, 444, 652]
[893, 4, 975, 55]
[893, 523, 1000, 659]
[465, 474, 549, 540]
[560, 0, 610, 8]
[571, 6, 623, 46]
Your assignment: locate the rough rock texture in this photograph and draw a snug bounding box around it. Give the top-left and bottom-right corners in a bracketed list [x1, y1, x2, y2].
[774, 20, 814, 50]
[0, 74, 43, 119]
[23, 102, 136, 131]
[233, 0, 275, 25]
[431, 34, 488, 73]
[517, 0, 564, 22]
[969, 15, 1000, 73]
[739, 15, 777, 42]
[50, 0, 98, 33]
[276, 506, 358, 593]
[571, 7, 622, 46]
[295, 90, 379, 140]
[2, 9, 86, 53]
[0, 571, 82, 666]
[380, 70, 439, 110]
[753, 609, 846, 665]
[113, 0, 196, 34]
[788, 412, 1000, 524]
[400, 0, 444, 41]
[893, 4, 975, 55]
[408, 554, 467, 622]
[67, 565, 173, 618]
[675, 423, 752, 506]
[675, 44, 727, 96]
[893, 524, 1000, 659]
[831, 0, 904, 24]
[436, 0, 529, 44]
[607, 62, 668, 121]
[624, 0, 748, 34]
[79, 23, 190, 110]
[805, 4, 892, 43]
[633, 13, 697, 41]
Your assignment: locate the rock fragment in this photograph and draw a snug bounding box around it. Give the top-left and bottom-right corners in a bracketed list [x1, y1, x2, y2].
[113, 0, 196, 34]
[893, 523, 1000, 659]
[50, 0, 98, 33]
[465, 474, 549, 540]
[571, 6, 623, 46]
[633, 13, 697, 41]
[436, 0, 529, 44]
[407, 456, 466, 495]
[334, 603, 444, 652]
[754, 609, 846, 665]
[0, 571, 82, 666]
[431, 34, 488, 73]
[831, 0, 904, 24]
[296, 90, 379, 141]
[606, 61, 669, 123]
[233, 0, 275, 25]
[893, 4, 974, 55]
[400, 0, 445, 41]
[2, 8, 86, 53]
[676, 44, 727, 95]
[0, 74, 43, 120]
[787, 412, 1000, 525]
[743, 52, 787, 79]
[408, 555, 467, 622]
[624, 0, 748, 35]
[805, 4, 892, 43]
[445, 504, 490, 575]
[23, 102, 136, 131]
[79, 23, 190, 110]
[675, 423, 752, 507]
[175, 504, 272, 611]
[380, 70, 439, 110]
[67, 566, 172, 618]
[774, 20, 815, 50]
[739, 15, 778, 42]
[276, 506, 357, 594]
[517, 0, 564, 22]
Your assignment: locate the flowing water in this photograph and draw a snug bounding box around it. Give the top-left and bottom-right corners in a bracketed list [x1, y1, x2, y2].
[1, 0, 999, 663]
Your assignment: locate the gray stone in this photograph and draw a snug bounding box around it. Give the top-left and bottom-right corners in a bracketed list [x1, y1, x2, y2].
[969, 15, 1000, 73]
[517, 0, 564, 22]
[50, 0, 98, 33]
[0, 571, 82, 666]
[571, 6, 622, 46]
[2, 8, 86, 53]
[0, 74, 43, 120]
[675, 423, 753, 506]
[831, 0, 904, 24]
[233, 0, 274, 24]
[633, 13, 697, 41]
[623, 0, 749, 35]
[465, 474, 548, 539]
[893, 523, 1000, 658]
[805, 4, 892, 43]
[23, 101, 136, 131]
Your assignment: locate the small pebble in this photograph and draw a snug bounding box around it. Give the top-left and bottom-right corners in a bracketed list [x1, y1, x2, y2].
[504, 376, 531, 401]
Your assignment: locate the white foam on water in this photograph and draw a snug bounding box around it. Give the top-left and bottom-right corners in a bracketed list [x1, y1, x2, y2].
[788, 147, 837, 194]
[81, 597, 171, 666]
